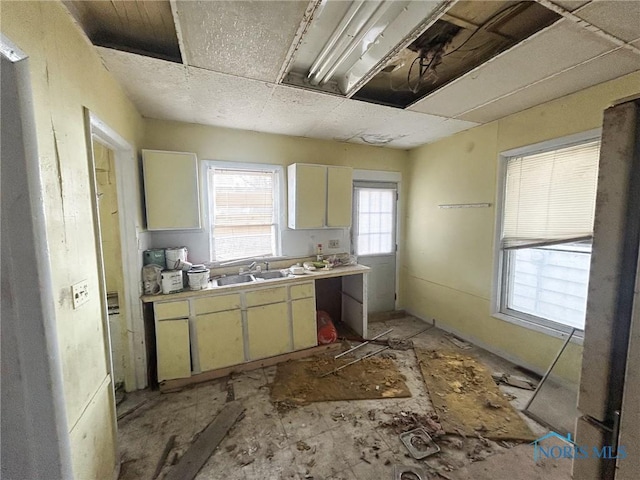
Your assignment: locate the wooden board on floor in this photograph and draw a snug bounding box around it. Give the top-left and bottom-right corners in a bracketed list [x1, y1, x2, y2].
[164, 402, 244, 480]
[270, 356, 411, 404]
[160, 343, 342, 392]
[415, 348, 536, 441]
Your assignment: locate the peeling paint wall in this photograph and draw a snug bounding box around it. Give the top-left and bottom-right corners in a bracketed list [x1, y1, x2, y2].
[1, 2, 144, 478]
[402, 71, 640, 381]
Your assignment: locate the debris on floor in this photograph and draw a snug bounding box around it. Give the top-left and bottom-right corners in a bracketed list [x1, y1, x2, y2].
[415, 349, 536, 441]
[116, 318, 570, 480]
[400, 427, 441, 459]
[151, 434, 176, 479]
[444, 333, 473, 350]
[163, 401, 244, 480]
[492, 373, 538, 390]
[380, 410, 445, 437]
[270, 356, 411, 404]
[393, 464, 429, 480]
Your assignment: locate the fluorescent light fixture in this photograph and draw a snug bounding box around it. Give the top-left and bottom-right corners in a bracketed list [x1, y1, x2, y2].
[282, 0, 450, 96]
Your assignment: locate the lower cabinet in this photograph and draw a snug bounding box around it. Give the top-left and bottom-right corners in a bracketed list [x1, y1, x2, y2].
[195, 309, 244, 371]
[247, 302, 290, 360]
[151, 279, 321, 382]
[292, 297, 317, 350]
[156, 319, 191, 381]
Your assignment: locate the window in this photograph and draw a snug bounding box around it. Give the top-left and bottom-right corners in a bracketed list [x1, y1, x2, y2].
[207, 164, 281, 262]
[496, 136, 600, 332]
[353, 184, 396, 256]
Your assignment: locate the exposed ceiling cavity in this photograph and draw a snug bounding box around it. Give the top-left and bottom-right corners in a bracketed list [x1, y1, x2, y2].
[63, 0, 182, 62]
[354, 1, 560, 108]
[281, 0, 450, 96]
[62, 0, 639, 150]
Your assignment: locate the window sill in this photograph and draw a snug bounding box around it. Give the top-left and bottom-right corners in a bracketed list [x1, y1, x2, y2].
[491, 311, 584, 346]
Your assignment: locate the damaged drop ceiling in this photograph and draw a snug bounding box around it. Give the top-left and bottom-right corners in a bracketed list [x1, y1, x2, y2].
[65, 0, 640, 149]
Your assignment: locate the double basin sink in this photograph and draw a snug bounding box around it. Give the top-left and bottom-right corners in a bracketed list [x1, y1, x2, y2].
[213, 270, 289, 287]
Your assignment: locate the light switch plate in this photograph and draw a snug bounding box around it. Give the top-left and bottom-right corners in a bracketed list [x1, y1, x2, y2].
[72, 281, 90, 309]
[329, 239, 339, 248]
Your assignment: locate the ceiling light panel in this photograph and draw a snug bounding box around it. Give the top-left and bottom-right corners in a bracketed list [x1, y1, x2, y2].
[283, 0, 448, 96]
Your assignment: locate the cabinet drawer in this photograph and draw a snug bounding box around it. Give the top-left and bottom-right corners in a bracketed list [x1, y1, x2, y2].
[155, 300, 189, 320]
[290, 282, 314, 300]
[245, 286, 287, 307]
[194, 294, 241, 315]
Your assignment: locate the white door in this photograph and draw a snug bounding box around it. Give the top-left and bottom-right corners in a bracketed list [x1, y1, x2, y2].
[352, 182, 397, 313]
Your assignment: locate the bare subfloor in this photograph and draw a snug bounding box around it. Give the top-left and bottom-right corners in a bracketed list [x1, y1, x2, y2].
[117, 317, 573, 480]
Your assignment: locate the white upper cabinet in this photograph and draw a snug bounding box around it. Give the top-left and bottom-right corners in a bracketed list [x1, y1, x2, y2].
[288, 163, 352, 229]
[326, 166, 353, 227]
[142, 150, 201, 231]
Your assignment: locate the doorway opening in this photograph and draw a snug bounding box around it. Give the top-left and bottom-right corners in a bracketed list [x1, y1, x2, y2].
[352, 181, 398, 314]
[84, 110, 147, 394]
[93, 141, 127, 393]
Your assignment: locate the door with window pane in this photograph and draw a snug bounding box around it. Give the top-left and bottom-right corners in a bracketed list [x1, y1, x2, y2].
[353, 182, 397, 313]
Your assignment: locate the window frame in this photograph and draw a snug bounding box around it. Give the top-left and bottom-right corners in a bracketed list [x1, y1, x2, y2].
[202, 160, 285, 263]
[492, 129, 601, 341]
[352, 181, 398, 258]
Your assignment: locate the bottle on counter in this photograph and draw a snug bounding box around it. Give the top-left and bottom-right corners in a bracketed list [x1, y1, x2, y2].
[316, 243, 323, 262]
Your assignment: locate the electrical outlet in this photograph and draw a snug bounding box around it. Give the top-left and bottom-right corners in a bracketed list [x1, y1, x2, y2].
[329, 239, 339, 249]
[72, 281, 90, 309]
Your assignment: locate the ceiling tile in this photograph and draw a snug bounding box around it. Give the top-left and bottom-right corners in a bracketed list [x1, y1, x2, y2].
[175, 0, 308, 82]
[97, 47, 191, 120]
[575, 0, 640, 43]
[458, 48, 640, 123]
[305, 100, 403, 142]
[186, 67, 275, 132]
[253, 85, 345, 136]
[550, 1, 591, 12]
[408, 19, 617, 118]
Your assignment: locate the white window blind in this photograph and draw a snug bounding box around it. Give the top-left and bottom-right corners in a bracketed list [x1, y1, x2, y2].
[502, 140, 600, 249]
[209, 167, 277, 261]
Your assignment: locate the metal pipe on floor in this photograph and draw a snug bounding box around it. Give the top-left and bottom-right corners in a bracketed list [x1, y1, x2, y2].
[334, 328, 393, 359]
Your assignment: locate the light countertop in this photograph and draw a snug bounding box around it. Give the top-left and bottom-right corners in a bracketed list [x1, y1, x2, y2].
[141, 264, 370, 303]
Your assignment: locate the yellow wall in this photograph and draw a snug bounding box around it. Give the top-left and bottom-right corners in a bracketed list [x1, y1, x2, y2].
[143, 118, 409, 171]
[402, 71, 640, 380]
[1, 2, 144, 478]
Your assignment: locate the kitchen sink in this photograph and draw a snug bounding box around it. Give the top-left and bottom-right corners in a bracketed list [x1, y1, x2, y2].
[215, 274, 255, 286]
[253, 270, 288, 280]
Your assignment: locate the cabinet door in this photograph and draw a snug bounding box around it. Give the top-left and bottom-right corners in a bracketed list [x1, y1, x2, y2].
[142, 150, 200, 230]
[327, 166, 353, 227]
[288, 164, 327, 229]
[292, 297, 318, 350]
[195, 310, 244, 371]
[247, 303, 290, 360]
[156, 319, 191, 381]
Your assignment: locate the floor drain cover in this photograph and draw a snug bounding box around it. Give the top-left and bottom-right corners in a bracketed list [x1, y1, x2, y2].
[399, 427, 440, 459]
[393, 464, 428, 480]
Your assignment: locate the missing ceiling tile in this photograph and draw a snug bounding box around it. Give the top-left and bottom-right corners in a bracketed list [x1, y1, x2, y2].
[63, 0, 182, 63]
[353, 0, 560, 108]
